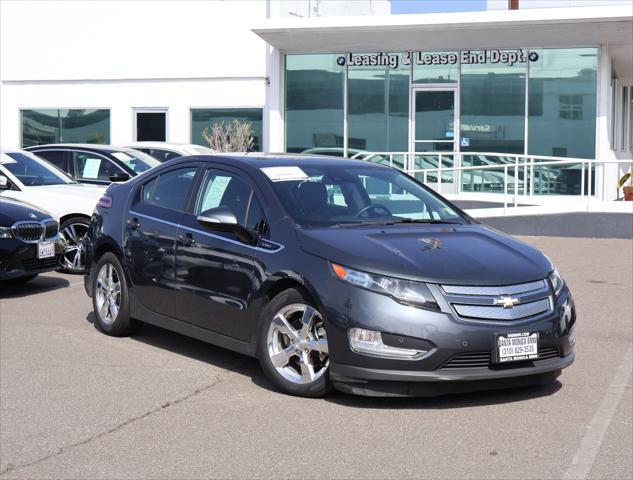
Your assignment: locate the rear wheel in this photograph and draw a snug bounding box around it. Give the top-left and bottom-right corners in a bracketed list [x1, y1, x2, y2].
[59, 216, 90, 273]
[92, 252, 137, 336]
[258, 288, 331, 397]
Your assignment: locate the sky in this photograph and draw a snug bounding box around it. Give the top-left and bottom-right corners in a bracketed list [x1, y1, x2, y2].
[391, 0, 488, 14]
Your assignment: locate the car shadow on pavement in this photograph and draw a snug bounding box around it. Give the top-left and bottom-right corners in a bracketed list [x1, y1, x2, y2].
[325, 380, 562, 409]
[0, 274, 71, 299]
[86, 314, 261, 375]
[85, 313, 563, 407]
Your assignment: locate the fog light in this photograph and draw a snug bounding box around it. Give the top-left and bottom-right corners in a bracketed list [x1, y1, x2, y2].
[349, 328, 427, 359]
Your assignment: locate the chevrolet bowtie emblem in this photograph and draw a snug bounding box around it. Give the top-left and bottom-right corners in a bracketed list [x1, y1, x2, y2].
[496, 295, 519, 309]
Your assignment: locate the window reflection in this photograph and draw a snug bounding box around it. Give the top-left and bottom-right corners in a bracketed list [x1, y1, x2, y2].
[460, 51, 526, 155]
[21, 109, 110, 147]
[528, 48, 597, 159]
[285, 54, 345, 154]
[348, 53, 408, 153]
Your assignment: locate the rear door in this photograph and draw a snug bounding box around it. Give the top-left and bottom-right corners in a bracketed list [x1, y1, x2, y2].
[125, 164, 200, 317]
[173, 165, 268, 340]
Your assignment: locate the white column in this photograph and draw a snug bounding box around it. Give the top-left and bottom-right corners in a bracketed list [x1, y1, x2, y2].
[264, 46, 284, 152]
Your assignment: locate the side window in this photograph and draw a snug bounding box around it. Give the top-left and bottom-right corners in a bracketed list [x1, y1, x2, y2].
[72, 152, 120, 181]
[34, 150, 69, 173]
[197, 169, 265, 230]
[150, 149, 181, 162]
[142, 167, 197, 212]
[245, 195, 267, 233]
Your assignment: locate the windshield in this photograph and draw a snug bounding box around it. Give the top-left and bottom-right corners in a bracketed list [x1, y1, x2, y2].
[264, 164, 468, 227]
[1, 151, 74, 186]
[112, 150, 160, 174]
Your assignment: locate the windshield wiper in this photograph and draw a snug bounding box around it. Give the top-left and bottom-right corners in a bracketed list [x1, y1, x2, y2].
[331, 218, 462, 228]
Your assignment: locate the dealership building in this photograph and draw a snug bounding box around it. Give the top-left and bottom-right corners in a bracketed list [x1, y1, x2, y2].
[1, 0, 631, 202]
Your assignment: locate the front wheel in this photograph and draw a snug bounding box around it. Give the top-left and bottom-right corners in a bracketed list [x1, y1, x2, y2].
[59, 216, 90, 274]
[258, 288, 332, 397]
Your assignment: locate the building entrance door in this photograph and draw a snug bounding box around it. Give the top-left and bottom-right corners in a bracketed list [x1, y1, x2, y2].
[411, 89, 458, 194]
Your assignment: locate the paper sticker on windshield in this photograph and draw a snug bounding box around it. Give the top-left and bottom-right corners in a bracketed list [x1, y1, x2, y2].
[82, 158, 102, 179]
[112, 152, 133, 161]
[261, 166, 309, 182]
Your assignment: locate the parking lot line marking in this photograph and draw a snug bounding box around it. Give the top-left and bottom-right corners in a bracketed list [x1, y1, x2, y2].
[563, 343, 633, 480]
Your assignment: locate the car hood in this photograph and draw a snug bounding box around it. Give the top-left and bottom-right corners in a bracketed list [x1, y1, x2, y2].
[0, 197, 52, 226]
[296, 224, 551, 286]
[6, 184, 105, 219]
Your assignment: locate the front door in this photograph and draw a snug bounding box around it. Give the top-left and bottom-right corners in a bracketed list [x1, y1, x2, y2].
[174, 166, 266, 341]
[411, 89, 458, 194]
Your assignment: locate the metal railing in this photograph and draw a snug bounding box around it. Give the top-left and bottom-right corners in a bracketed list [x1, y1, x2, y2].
[350, 151, 633, 213]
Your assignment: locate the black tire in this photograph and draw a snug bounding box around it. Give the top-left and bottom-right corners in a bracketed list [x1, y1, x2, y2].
[257, 288, 332, 398]
[91, 252, 138, 336]
[59, 216, 91, 274]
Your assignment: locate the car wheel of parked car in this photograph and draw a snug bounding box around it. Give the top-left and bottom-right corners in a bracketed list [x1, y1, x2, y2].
[258, 288, 332, 397]
[59, 217, 90, 274]
[92, 252, 137, 336]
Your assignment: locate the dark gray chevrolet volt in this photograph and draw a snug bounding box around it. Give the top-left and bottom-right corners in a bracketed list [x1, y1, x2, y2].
[83, 155, 576, 397]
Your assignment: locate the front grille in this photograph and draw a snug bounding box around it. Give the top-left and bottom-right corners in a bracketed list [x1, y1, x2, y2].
[440, 345, 562, 370]
[10, 218, 58, 243]
[43, 220, 59, 239]
[12, 222, 44, 242]
[22, 257, 60, 271]
[440, 279, 553, 322]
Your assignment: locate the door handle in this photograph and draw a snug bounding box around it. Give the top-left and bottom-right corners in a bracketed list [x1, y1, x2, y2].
[127, 218, 140, 229]
[177, 232, 196, 247]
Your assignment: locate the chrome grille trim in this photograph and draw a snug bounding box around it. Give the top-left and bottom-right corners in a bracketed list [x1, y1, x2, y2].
[441, 280, 547, 296]
[453, 298, 552, 321]
[12, 221, 44, 242]
[10, 217, 58, 243]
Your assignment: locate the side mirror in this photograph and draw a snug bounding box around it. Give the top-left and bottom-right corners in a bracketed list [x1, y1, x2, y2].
[0, 175, 9, 189]
[196, 206, 258, 244]
[109, 172, 130, 182]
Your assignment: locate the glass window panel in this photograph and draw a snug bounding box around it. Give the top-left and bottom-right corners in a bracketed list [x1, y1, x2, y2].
[190, 108, 262, 151]
[285, 54, 344, 154]
[347, 53, 409, 155]
[528, 48, 597, 160]
[415, 90, 455, 141]
[21, 109, 110, 147]
[460, 51, 526, 154]
[412, 51, 459, 84]
[144, 167, 197, 212]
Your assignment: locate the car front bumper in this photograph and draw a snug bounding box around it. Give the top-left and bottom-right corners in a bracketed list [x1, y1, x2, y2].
[0, 240, 63, 280]
[330, 353, 574, 397]
[314, 273, 576, 397]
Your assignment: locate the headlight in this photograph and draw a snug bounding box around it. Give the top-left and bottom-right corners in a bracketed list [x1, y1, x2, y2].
[0, 227, 13, 239]
[549, 268, 565, 296]
[331, 263, 439, 310]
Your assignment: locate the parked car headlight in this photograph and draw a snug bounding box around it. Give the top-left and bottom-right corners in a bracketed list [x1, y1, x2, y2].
[549, 268, 565, 296]
[331, 263, 439, 310]
[0, 227, 13, 239]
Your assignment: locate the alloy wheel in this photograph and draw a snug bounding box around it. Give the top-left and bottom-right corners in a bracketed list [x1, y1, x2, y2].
[95, 263, 122, 326]
[266, 303, 329, 384]
[60, 222, 89, 272]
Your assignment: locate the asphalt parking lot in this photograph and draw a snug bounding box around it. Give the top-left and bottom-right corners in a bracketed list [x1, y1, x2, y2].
[1, 234, 631, 479]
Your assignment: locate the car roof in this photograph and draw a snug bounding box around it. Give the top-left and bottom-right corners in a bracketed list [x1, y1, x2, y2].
[26, 143, 138, 153]
[125, 142, 211, 149]
[175, 153, 388, 170]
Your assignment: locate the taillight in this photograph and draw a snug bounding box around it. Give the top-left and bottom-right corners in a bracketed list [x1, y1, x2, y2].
[97, 194, 112, 209]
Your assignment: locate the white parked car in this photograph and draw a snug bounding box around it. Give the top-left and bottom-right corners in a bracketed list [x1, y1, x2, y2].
[124, 142, 214, 163]
[0, 149, 105, 273]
